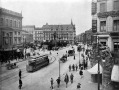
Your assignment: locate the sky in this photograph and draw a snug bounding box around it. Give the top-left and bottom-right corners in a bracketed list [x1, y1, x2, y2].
[0, 0, 92, 35]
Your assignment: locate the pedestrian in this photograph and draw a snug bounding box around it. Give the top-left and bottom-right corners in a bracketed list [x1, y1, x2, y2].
[56, 77, 60, 88]
[79, 69, 83, 79]
[69, 65, 71, 72]
[79, 63, 81, 69]
[64, 74, 69, 88]
[83, 60, 85, 70]
[50, 78, 54, 89]
[19, 69, 22, 79]
[85, 61, 88, 69]
[70, 73, 74, 84]
[72, 64, 75, 71]
[50, 51, 52, 55]
[19, 79, 22, 89]
[81, 65, 83, 70]
[76, 64, 78, 71]
[57, 52, 58, 56]
[77, 83, 81, 89]
[74, 55, 75, 60]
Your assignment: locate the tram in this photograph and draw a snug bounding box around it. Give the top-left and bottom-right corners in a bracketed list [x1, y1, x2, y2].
[26, 54, 49, 72]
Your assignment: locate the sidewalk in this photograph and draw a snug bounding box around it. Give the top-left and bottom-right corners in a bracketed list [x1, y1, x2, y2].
[52, 70, 97, 90]
[51, 46, 98, 90]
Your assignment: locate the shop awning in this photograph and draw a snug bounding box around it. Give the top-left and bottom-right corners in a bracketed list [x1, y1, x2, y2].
[87, 63, 102, 74]
[111, 65, 119, 82]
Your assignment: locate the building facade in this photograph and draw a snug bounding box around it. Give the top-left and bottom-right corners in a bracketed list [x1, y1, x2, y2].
[21, 30, 33, 44]
[85, 29, 93, 45]
[97, 0, 119, 52]
[0, 7, 22, 50]
[42, 21, 76, 44]
[22, 25, 35, 42]
[34, 27, 44, 42]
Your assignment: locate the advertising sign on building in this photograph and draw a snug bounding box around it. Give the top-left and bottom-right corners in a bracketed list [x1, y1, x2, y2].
[92, 2, 97, 15]
[92, 20, 97, 33]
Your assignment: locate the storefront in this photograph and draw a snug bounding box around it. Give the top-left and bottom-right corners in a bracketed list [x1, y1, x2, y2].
[110, 32, 119, 52]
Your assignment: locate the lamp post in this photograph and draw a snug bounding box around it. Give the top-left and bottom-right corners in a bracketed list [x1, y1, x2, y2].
[59, 58, 60, 79]
[97, 35, 100, 90]
[94, 34, 100, 90]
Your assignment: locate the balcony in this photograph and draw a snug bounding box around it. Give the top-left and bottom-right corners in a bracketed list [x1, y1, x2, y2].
[98, 10, 119, 18]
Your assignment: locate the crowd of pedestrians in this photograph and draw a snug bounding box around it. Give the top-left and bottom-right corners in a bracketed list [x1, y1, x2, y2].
[69, 64, 79, 72]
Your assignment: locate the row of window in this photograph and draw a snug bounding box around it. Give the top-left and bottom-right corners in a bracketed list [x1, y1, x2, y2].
[100, 20, 119, 32]
[44, 28, 71, 31]
[2, 37, 21, 45]
[100, 1, 119, 12]
[0, 18, 21, 28]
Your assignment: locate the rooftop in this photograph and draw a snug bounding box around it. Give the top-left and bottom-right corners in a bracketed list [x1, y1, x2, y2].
[0, 7, 22, 17]
[22, 25, 35, 28]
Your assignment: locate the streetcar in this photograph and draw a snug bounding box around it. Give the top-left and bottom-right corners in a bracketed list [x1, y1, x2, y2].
[26, 54, 49, 72]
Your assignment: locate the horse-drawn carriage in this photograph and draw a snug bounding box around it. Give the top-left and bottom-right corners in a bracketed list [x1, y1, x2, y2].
[60, 54, 67, 63]
[6, 62, 18, 70]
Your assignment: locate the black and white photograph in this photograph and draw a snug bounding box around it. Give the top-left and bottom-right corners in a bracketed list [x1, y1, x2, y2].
[0, 0, 119, 90]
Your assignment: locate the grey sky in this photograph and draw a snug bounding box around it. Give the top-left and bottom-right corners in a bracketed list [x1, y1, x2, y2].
[1, 0, 92, 35]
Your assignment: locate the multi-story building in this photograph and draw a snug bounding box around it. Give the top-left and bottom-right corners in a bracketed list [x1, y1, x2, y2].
[34, 27, 44, 42]
[85, 29, 93, 45]
[91, 0, 119, 89]
[0, 7, 22, 50]
[42, 21, 76, 44]
[21, 30, 33, 44]
[97, 0, 119, 52]
[22, 25, 35, 42]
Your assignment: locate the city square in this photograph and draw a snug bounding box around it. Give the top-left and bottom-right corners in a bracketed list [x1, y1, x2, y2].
[0, 0, 119, 90]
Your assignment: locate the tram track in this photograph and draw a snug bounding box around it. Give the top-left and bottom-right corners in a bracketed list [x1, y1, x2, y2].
[0, 55, 56, 86]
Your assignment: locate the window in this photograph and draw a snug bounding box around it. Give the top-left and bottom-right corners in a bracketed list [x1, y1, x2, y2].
[18, 32, 20, 35]
[114, 42, 119, 52]
[16, 21, 18, 27]
[113, 20, 119, 31]
[14, 37, 17, 44]
[15, 21, 16, 27]
[19, 22, 20, 28]
[114, 1, 119, 11]
[9, 37, 12, 45]
[10, 32, 13, 36]
[100, 42, 106, 46]
[15, 31, 17, 35]
[100, 3, 106, 12]
[6, 19, 8, 26]
[100, 21, 106, 32]
[10, 20, 12, 27]
[0, 18, 3, 25]
[18, 37, 21, 43]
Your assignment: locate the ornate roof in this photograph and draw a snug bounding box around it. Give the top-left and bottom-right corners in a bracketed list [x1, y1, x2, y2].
[42, 24, 75, 30]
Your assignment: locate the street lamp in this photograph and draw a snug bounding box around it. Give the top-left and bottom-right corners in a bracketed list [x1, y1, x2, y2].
[59, 58, 60, 79]
[93, 34, 101, 90]
[97, 35, 100, 90]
